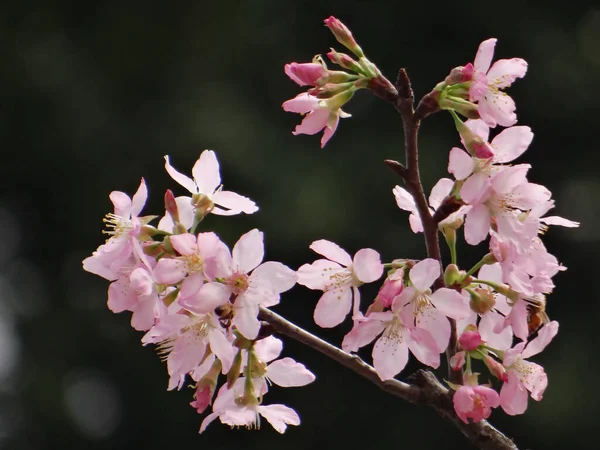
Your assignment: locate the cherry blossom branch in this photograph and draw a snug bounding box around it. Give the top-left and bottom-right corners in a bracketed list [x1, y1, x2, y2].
[392, 69, 460, 383]
[259, 306, 517, 450]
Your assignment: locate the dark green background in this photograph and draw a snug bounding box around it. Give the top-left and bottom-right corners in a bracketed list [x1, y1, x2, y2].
[1, 1, 598, 449]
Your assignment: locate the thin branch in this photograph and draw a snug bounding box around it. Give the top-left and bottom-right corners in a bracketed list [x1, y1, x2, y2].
[259, 307, 517, 450]
[393, 68, 460, 384]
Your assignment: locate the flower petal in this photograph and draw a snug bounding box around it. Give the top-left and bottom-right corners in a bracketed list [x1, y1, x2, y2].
[191, 150, 221, 194]
[297, 260, 344, 290]
[486, 58, 528, 89]
[131, 178, 148, 217]
[448, 148, 475, 181]
[164, 155, 197, 194]
[464, 204, 491, 245]
[352, 248, 383, 283]
[491, 126, 533, 163]
[373, 331, 409, 380]
[267, 357, 316, 387]
[251, 261, 297, 294]
[313, 288, 352, 328]
[409, 258, 440, 291]
[431, 288, 471, 320]
[232, 229, 264, 274]
[473, 38, 497, 73]
[212, 190, 258, 215]
[309, 240, 352, 266]
[258, 404, 300, 433]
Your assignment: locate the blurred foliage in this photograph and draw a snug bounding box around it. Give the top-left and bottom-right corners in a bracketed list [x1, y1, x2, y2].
[0, 0, 598, 449]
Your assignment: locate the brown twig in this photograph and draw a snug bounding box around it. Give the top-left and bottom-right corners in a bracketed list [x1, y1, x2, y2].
[259, 307, 517, 450]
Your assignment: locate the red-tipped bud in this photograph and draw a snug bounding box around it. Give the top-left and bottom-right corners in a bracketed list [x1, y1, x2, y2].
[327, 49, 364, 74]
[483, 355, 508, 382]
[164, 189, 180, 223]
[374, 269, 404, 309]
[450, 351, 466, 371]
[324, 16, 364, 58]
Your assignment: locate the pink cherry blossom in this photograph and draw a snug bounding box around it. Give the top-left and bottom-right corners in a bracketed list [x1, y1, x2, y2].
[142, 310, 234, 390]
[152, 232, 225, 298]
[448, 119, 534, 181]
[469, 38, 528, 127]
[108, 265, 164, 331]
[461, 164, 552, 245]
[83, 178, 148, 280]
[392, 258, 471, 352]
[297, 240, 383, 328]
[163, 150, 258, 222]
[342, 301, 440, 380]
[393, 178, 467, 234]
[453, 384, 500, 424]
[199, 378, 301, 433]
[500, 321, 558, 415]
[282, 92, 351, 147]
[186, 229, 297, 340]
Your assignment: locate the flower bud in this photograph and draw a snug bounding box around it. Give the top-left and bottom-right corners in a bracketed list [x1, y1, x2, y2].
[483, 355, 508, 382]
[324, 16, 364, 58]
[444, 264, 461, 286]
[469, 288, 496, 314]
[459, 325, 482, 351]
[227, 350, 243, 388]
[284, 62, 328, 86]
[327, 49, 365, 74]
[309, 81, 355, 99]
[190, 359, 222, 414]
[450, 351, 466, 371]
[452, 114, 494, 159]
[374, 269, 404, 309]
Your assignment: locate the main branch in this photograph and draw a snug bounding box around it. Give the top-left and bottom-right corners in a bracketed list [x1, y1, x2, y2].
[259, 307, 517, 450]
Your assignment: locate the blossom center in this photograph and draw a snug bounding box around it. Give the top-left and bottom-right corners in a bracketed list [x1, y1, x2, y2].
[229, 273, 250, 295]
[184, 254, 204, 274]
[102, 213, 132, 239]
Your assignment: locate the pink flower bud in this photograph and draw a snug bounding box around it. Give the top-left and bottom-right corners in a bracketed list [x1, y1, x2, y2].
[374, 269, 404, 308]
[324, 16, 364, 58]
[483, 355, 508, 382]
[450, 351, 466, 371]
[164, 189, 180, 223]
[327, 50, 364, 74]
[284, 62, 327, 87]
[459, 328, 482, 351]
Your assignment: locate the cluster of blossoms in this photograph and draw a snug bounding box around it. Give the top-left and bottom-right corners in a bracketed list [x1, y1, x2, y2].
[283, 19, 578, 423]
[83, 150, 315, 433]
[84, 16, 578, 439]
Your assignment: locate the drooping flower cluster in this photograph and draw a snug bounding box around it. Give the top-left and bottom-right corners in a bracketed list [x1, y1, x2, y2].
[282, 16, 397, 147]
[83, 150, 315, 433]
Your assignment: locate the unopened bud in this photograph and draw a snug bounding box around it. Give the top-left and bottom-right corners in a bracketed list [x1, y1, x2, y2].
[324, 16, 364, 58]
[444, 264, 461, 286]
[483, 355, 508, 382]
[164, 189, 180, 223]
[327, 49, 364, 74]
[227, 350, 243, 389]
[309, 81, 355, 99]
[374, 269, 404, 309]
[452, 114, 494, 158]
[458, 325, 482, 351]
[450, 351, 466, 371]
[469, 288, 496, 314]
